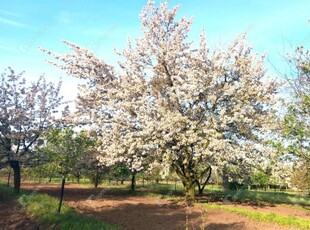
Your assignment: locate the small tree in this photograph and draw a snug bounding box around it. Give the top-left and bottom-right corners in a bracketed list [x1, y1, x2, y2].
[251, 172, 269, 190]
[291, 163, 309, 195]
[42, 127, 94, 212]
[79, 150, 109, 188]
[0, 68, 62, 193]
[111, 163, 130, 185]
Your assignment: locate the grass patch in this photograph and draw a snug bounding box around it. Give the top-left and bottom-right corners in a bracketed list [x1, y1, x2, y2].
[0, 183, 16, 200]
[203, 203, 310, 229]
[205, 187, 310, 206]
[0, 184, 118, 230]
[26, 194, 117, 229]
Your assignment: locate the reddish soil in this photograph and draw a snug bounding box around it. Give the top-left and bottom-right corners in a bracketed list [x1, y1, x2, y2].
[14, 183, 302, 230]
[0, 197, 38, 230]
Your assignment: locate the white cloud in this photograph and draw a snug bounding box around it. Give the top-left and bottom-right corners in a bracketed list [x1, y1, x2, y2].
[0, 16, 25, 27]
[0, 9, 20, 17]
[57, 11, 85, 25]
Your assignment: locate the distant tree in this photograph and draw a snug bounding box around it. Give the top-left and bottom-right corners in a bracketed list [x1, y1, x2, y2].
[77, 149, 109, 188]
[0, 68, 62, 193]
[110, 163, 130, 185]
[25, 161, 58, 183]
[291, 163, 309, 194]
[78, 129, 110, 188]
[251, 172, 268, 188]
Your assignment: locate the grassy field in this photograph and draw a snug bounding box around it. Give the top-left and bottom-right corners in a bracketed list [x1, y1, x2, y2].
[2, 178, 310, 229]
[202, 186, 310, 207]
[15, 176, 310, 207]
[0, 183, 118, 230]
[204, 203, 310, 229]
[131, 182, 310, 207]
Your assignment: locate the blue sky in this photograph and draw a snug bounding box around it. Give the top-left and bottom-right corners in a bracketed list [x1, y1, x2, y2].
[0, 0, 309, 101]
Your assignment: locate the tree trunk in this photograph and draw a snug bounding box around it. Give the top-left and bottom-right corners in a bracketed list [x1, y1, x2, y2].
[48, 176, 52, 183]
[174, 179, 177, 191]
[7, 169, 11, 187]
[77, 174, 80, 184]
[130, 172, 136, 191]
[142, 175, 145, 187]
[58, 174, 66, 213]
[222, 165, 229, 190]
[197, 181, 202, 194]
[10, 160, 21, 194]
[197, 166, 212, 195]
[94, 170, 99, 188]
[184, 182, 195, 204]
[172, 163, 197, 204]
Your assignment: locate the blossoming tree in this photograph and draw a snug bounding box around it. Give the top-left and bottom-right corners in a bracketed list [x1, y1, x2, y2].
[0, 68, 62, 193]
[42, 1, 278, 202]
[282, 46, 310, 192]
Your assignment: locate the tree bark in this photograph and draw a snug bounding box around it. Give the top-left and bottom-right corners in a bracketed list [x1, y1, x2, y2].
[197, 166, 212, 195]
[222, 165, 229, 190]
[77, 174, 80, 184]
[174, 179, 177, 191]
[184, 182, 195, 204]
[94, 170, 99, 188]
[172, 162, 197, 203]
[58, 174, 66, 213]
[7, 169, 11, 187]
[10, 160, 21, 194]
[142, 175, 145, 187]
[130, 172, 136, 191]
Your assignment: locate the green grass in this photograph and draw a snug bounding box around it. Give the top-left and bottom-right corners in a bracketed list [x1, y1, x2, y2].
[26, 194, 117, 230]
[5, 175, 310, 206]
[206, 187, 310, 206]
[0, 183, 118, 230]
[0, 183, 16, 199]
[134, 183, 310, 207]
[97, 182, 310, 207]
[2, 180, 310, 229]
[23, 177, 94, 185]
[203, 203, 310, 229]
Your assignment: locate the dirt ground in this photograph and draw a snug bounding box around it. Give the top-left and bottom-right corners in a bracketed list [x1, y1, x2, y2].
[5, 183, 302, 230]
[0, 197, 38, 230]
